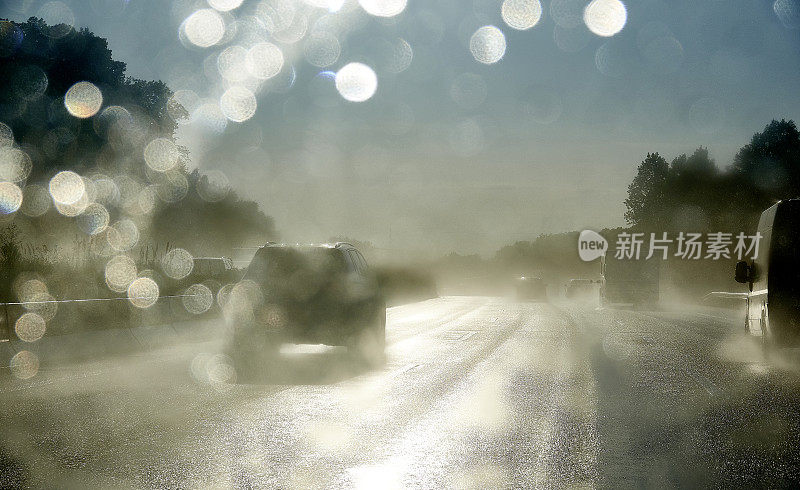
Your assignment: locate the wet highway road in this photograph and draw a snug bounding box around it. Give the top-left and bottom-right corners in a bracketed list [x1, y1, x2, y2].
[3, 296, 800, 488]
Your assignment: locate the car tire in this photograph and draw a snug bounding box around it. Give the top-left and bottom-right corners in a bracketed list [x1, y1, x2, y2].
[348, 305, 385, 366]
[227, 325, 278, 378]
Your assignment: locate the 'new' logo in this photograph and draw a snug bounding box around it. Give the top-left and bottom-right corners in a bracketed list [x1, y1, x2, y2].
[578, 230, 608, 262]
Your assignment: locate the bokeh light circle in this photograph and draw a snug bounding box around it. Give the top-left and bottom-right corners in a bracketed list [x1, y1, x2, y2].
[107, 219, 140, 252]
[304, 34, 341, 68]
[358, 0, 407, 17]
[0, 181, 23, 214]
[15, 313, 46, 343]
[49, 170, 85, 205]
[208, 0, 243, 11]
[0, 122, 12, 147]
[162, 248, 195, 279]
[220, 86, 257, 122]
[64, 81, 103, 118]
[77, 202, 110, 235]
[470, 26, 507, 64]
[379, 38, 414, 74]
[37, 1, 75, 38]
[501, 0, 543, 30]
[183, 9, 225, 48]
[246, 42, 285, 80]
[0, 147, 32, 183]
[217, 45, 250, 82]
[105, 254, 137, 292]
[20, 184, 51, 217]
[583, 0, 627, 37]
[335, 63, 378, 102]
[10, 350, 39, 379]
[23, 292, 57, 322]
[183, 283, 214, 314]
[128, 277, 159, 308]
[774, 0, 800, 29]
[144, 138, 180, 172]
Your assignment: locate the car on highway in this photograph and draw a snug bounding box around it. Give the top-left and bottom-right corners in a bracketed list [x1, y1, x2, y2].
[515, 276, 547, 301]
[600, 253, 660, 308]
[735, 199, 800, 348]
[230, 242, 386, 367]
[566, 278, 599, 302]
[192, 256, 234, 277]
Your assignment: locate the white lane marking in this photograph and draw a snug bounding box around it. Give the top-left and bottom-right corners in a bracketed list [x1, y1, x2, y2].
[441, 330, 479, 341]
[393, 363, 423, 376]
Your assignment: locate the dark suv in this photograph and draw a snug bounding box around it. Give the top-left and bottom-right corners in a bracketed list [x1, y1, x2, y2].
[228, 242, 386, 367]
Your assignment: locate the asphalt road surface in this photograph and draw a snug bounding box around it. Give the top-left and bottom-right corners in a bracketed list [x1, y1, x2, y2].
[3, 296, 800, 488]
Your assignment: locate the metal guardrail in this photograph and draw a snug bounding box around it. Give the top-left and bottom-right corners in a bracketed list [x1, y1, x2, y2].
[1, 293, 202, 343]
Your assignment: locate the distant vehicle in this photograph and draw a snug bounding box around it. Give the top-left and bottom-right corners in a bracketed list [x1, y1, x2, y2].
[735, 199, 800, 347]
[516, 276, 547, 301]
[600, 253, 659, 308]
[193, 257, 234, 277]
[566, 278, 599, 301]
[232, 242, 385, 365]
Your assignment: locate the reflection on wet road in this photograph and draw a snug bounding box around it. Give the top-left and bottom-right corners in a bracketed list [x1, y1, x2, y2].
[2, 297, 800, 487]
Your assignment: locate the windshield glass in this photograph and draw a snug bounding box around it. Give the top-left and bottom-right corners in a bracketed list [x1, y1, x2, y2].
[245, 247, 347, 284]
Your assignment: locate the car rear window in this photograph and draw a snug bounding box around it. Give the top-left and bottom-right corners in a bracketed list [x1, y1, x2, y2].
[245, 247, 347, 284]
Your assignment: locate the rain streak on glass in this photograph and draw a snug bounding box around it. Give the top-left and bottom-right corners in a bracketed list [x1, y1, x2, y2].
[15, 313, 46, 343]
[183, 9, 226, 48]
[335, 63, 378, 102]
[105, 255, 137, 292]
[220, 86, 257, 122]
[584, 0, 627, 37]
[470, 26, 507, 64]
[162, 248, 194, 280]
[358, 0, 408, 17]
[49, 170, 85, 205]
[247, 42, 285, 79]
[183, 283, 214, 314]
[501, 0, 543, 30]
[64, 81, 103, 118]
[0, 181, 23, 214]
[127, 277, 159, 309]
[144, 138, 180, 172]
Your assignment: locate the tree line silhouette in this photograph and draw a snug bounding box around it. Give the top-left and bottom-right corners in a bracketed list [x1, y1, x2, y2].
[625, 119, 800, 233]
[0, 17, 275, 255]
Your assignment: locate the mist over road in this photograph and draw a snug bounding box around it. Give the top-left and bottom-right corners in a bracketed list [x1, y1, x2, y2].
[2, 297, 800, 488]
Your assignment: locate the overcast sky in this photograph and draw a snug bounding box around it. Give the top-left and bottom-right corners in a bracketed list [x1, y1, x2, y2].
[3, 0, 800, 255]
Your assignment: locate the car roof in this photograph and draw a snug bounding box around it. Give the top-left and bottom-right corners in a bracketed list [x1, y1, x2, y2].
[260, 242, 356, 250]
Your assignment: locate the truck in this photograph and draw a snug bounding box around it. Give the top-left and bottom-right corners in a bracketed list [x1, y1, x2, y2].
[600, 252, 660, 308]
